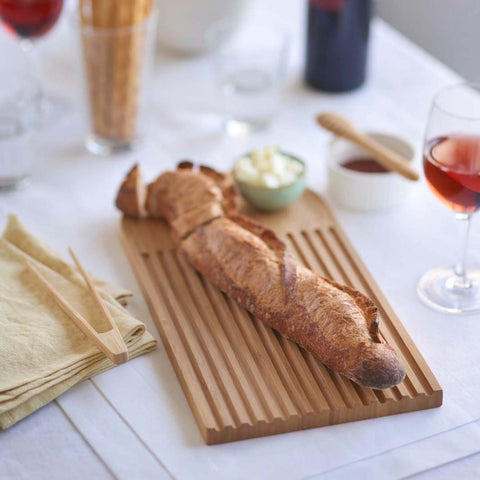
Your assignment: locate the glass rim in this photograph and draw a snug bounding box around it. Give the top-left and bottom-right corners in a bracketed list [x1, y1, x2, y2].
[205, 15, 290, 51]
[432, 81, 480, 121]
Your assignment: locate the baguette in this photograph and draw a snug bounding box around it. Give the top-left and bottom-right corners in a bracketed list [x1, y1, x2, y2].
[116, 164, 405, 389]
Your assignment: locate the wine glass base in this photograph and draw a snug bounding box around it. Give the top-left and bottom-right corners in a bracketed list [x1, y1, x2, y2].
[417, 267, 480, 314]
[85, 134, 141, 156]
[224, 118, 270, 136]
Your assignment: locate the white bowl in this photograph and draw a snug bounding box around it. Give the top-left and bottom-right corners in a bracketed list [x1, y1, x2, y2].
[327, 132, 416, 212]
[156, 0, 251, 55]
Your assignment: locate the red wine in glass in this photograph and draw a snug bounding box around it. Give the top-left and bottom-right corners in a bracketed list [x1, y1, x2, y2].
[0, 0, 63, 39]
[424, 135, 480, 214]
[0, 0, 65, 125]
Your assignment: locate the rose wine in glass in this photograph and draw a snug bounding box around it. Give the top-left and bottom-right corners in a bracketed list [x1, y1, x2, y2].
[424, 135, 480, 213]
[0, 0, 65, 125]
[418, 83, 480, 313]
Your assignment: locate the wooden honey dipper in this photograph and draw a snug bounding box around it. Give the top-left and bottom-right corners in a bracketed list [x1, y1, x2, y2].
[316, 112, 420, 181]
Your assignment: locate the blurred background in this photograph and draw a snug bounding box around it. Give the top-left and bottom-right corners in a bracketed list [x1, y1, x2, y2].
[378, 0, 479, 80]
[1, 1, 474, 83]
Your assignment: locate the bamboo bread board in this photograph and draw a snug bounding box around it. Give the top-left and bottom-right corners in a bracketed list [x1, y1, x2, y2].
[121, 189, 442, 444]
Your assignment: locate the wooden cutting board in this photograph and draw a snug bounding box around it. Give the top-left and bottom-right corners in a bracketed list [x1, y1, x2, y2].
[121, 189, 442, 445]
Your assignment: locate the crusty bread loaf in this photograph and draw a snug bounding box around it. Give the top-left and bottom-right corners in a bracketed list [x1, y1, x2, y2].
[115, 164, 405, 389]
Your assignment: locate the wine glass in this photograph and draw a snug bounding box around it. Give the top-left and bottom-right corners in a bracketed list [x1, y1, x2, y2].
[418, 82, 480, 314]
[0, 0, 65, 125]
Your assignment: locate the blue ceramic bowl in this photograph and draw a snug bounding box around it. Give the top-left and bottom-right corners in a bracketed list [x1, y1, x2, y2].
[233, 153, 306, 212]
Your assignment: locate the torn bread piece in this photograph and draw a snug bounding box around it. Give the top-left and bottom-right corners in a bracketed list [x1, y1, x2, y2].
[115, 165, 146, 218]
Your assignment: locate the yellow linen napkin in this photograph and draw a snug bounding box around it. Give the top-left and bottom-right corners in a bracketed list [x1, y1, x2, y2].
[0, 215, 157, 429]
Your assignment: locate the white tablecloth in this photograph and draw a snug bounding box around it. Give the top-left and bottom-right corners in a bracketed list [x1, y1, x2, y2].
[1, 1, 479, 479]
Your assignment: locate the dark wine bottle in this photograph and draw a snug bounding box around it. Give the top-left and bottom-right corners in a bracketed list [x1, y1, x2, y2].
[305, 0, 372, 92]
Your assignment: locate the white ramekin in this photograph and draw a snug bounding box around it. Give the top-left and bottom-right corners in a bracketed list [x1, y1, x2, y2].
[327, 132, 416, 212]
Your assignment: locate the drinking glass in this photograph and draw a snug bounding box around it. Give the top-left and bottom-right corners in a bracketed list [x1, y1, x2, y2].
[207, 19, 289, 136]
[0, 64, 35, 189]
[418, 82, 480, 313]
[0, 0, 65, 124]
[78, 1, 158, 155]
[0, 112, 31, 189]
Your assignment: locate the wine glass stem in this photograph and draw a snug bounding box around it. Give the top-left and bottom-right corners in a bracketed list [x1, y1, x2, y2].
[452, 212, 472, 289]
[19, 39, 43, 108]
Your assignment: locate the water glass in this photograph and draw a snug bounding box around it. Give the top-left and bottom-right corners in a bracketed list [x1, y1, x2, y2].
[0, 114, 31, 190]
[0, 64, 35, 190]
[207, 20, 289, 135]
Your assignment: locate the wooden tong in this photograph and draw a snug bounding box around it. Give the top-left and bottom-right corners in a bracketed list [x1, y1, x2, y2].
[26, 248, 129, 365]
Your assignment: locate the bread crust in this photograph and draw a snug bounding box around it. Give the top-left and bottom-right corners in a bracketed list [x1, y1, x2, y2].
[116, 163, 405, 389]
[115, 164, 146, 217]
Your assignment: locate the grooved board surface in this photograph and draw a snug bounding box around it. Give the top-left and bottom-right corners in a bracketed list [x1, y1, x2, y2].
[121, 190, 442, 444]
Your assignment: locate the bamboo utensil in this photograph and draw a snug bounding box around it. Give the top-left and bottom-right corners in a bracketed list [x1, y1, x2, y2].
[316, 112, 420, 181]
[26, 250, 129, 365]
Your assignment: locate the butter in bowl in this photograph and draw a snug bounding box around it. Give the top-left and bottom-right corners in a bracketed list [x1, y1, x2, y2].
[232, 146, 306, 211]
